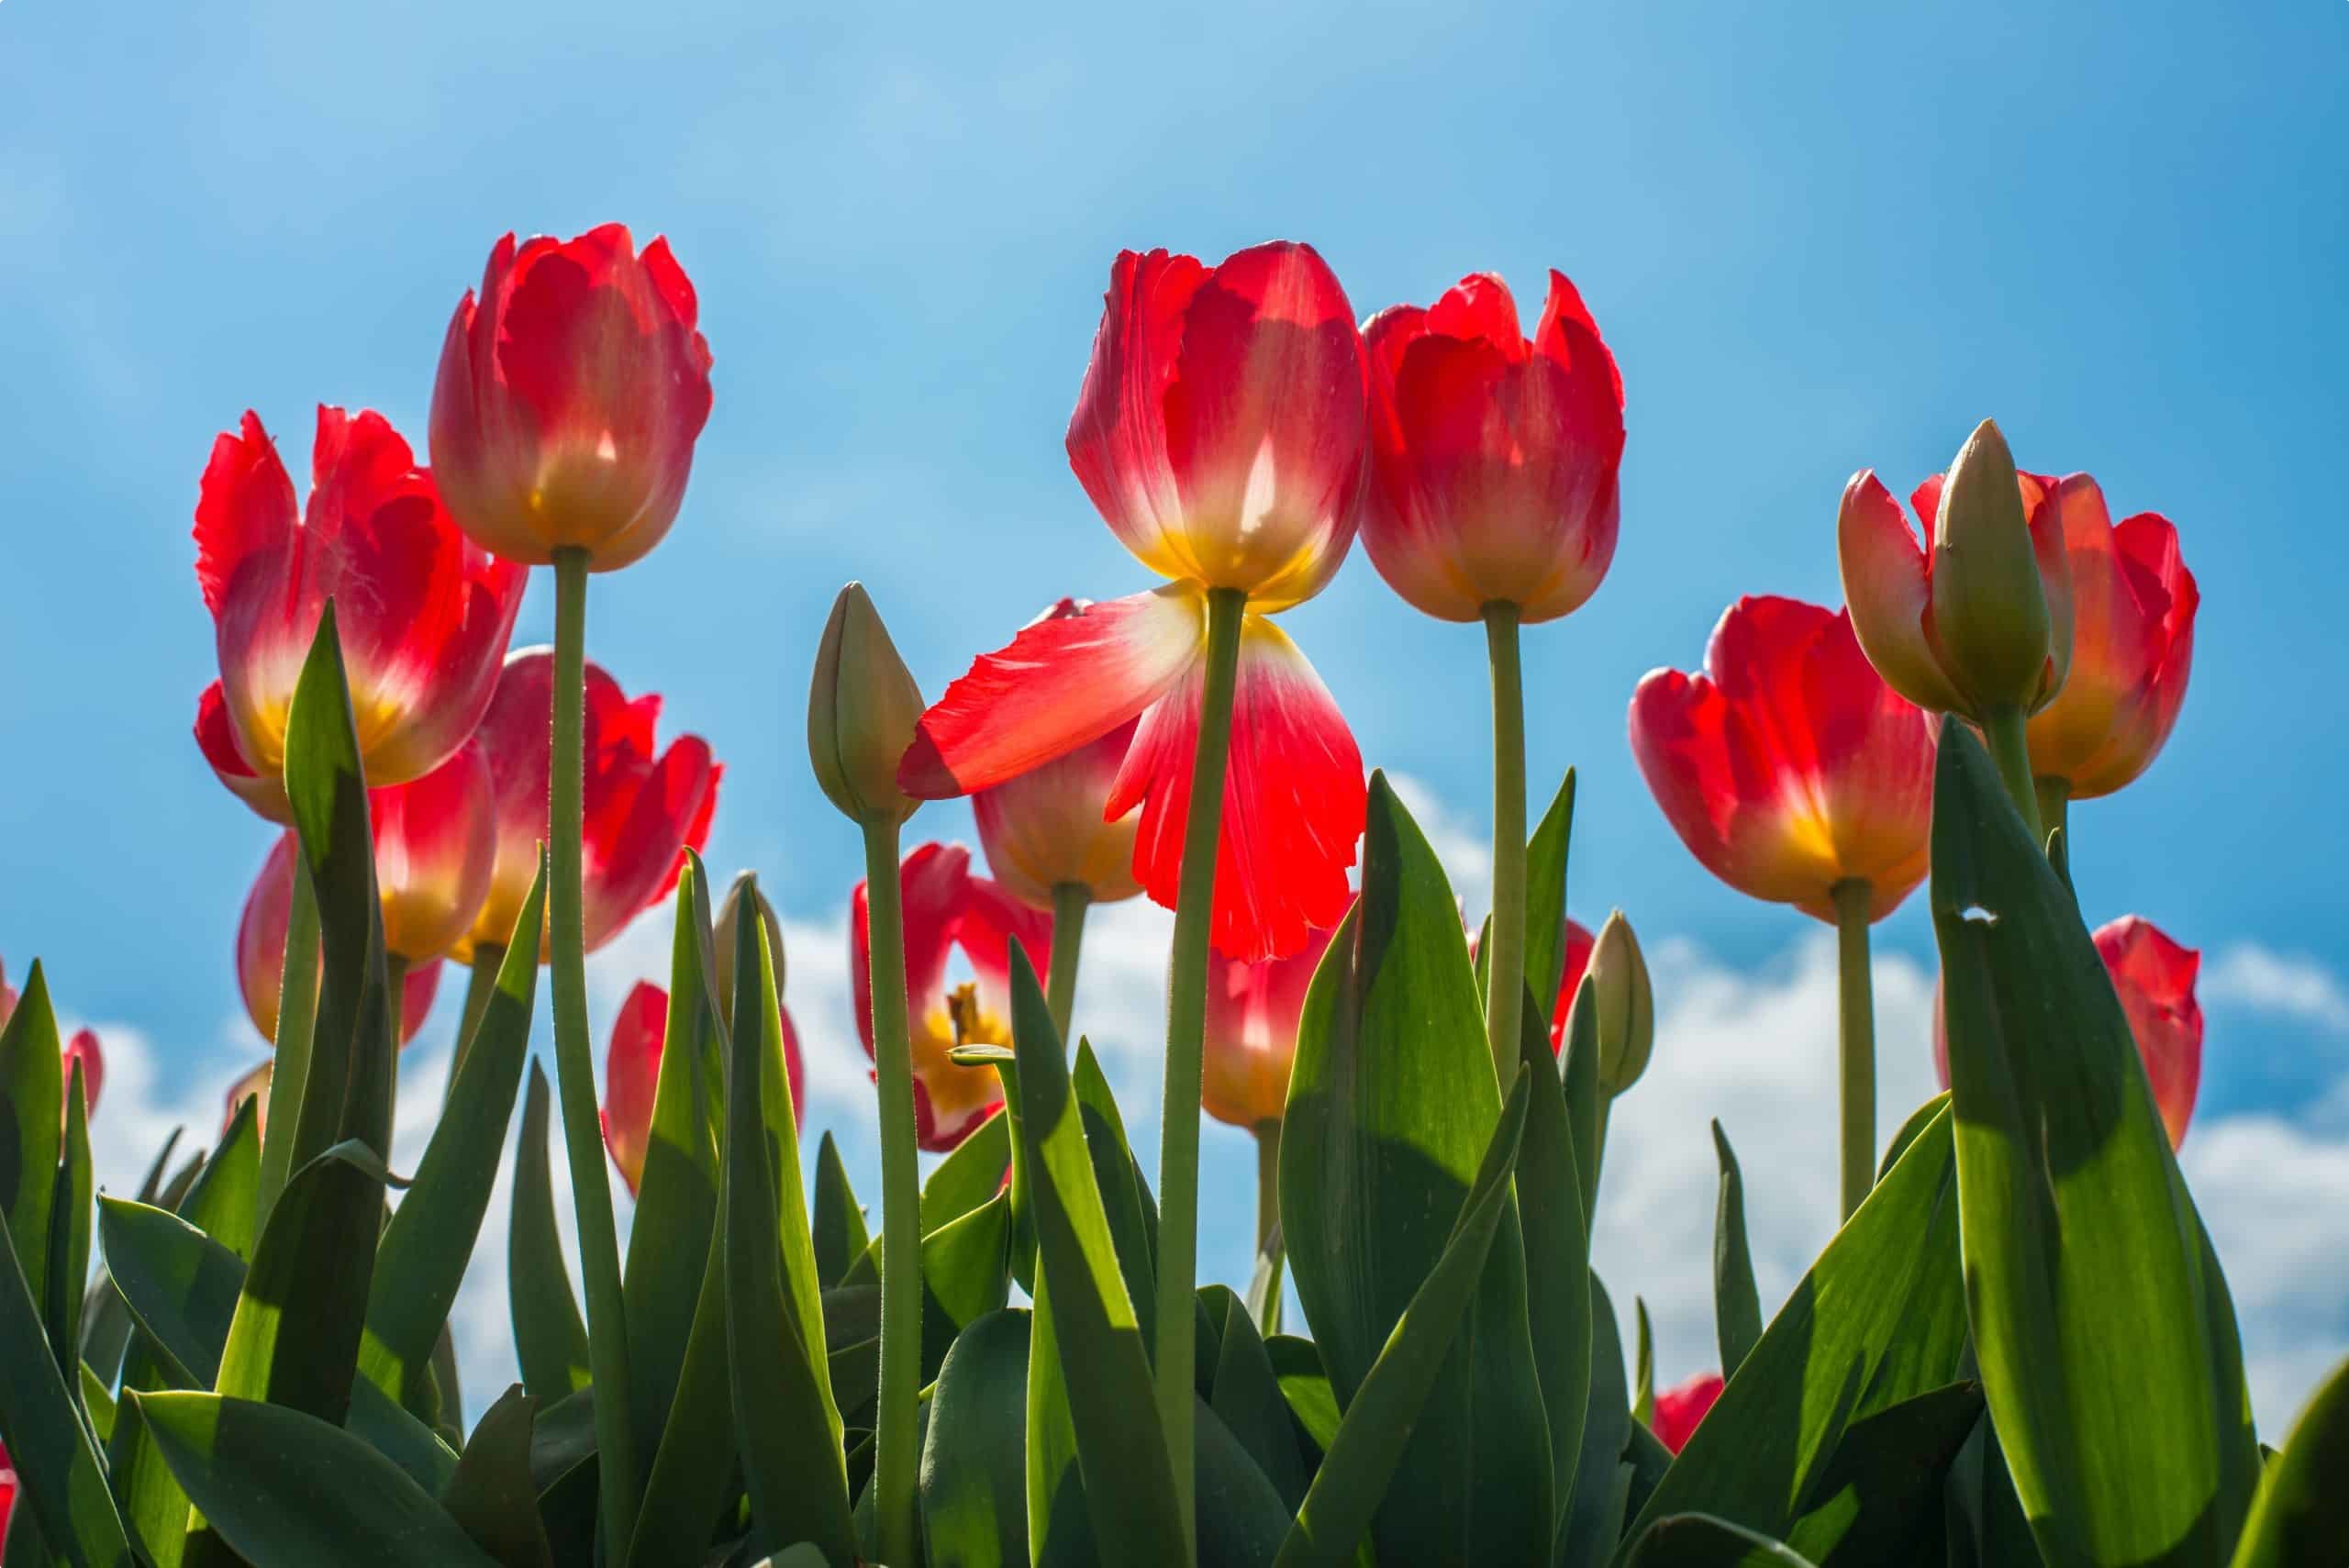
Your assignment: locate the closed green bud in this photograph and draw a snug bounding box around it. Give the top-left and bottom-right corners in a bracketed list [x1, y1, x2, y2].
[1929, 419, 2072, 716]
[1588, 909, 1654, 1097]
[713, 871, 786, 1027]
[808, 583, 926, 827]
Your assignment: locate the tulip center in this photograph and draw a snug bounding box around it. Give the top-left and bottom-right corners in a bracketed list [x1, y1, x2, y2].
[945, 982, 1009, 1049]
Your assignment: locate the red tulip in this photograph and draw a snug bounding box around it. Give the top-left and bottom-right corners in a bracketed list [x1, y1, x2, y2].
[1202, 918, 1341, 1129]
[224, 1059, 273, 1139]
[191, 406, 525, 821]
[1630, 596, 1935, 923]
[852, 843, 1052, 1152]
[430, 225, 714, 571]
[238, 834, 443, 1046]
[1465, 916, 1596, 1055]
[2024, 480, 2198, 799]
[0, 1439, 14, 1546]
[1838, 450, 2074, 720]
[368, 741, 497, 965]
[61, 1028, 103, 1121]
[1360, 271, 1624, 623]
[902, 244, 1370, 962]
[452, 647, 720, 963]
[1652, 1372, 1724, 1454]
[1933, 914, 2202, 1149]
[603, 979, 804, 1195]
[971, 600, 1144, 911]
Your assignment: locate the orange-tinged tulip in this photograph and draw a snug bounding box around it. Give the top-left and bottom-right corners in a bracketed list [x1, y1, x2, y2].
[2023, 479, 2198, 798]
[238, 834, 442, 1047]
[371, 743, 497, 964]
[1630, 596, 1934, 923]
[851, 843, 1051, 1151]
[971, 600, 1145, 910]
[1933, 913, 2202, 1148]
[603, 979, 805, 1195]
[1202, 918, 1341, 1129]
[1652, 1373, 1723, 1454]
[224, 1059, 272, 1139]
[430, 225, 714, 571]
[1361, 271, 1624, 623]
[191, 406, 526, 821]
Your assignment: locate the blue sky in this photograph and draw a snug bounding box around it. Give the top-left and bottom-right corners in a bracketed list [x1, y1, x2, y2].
[4, 0, 2346, 1423]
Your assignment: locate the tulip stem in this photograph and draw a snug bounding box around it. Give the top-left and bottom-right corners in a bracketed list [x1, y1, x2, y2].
[861, 817, 923, 1568]
[254, 853, 322, 1230]
[446, 944, 505, 1101]
[1482, 602, 1529, 1085]
[548, 547, 640, 1555]
[1045, 882, 1091, 1045]
[2035, 775, 2070, 858]
[1980, 706, 2045, 848]
[1155, 584, 1246, 1562]
[1254, 1121, 1282, 1254]
[384, 952, 407, 1094]
[1831, 878, 1876, 1221]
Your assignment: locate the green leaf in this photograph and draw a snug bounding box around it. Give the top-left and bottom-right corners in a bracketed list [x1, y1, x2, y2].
[918, 1191, 1013, 1385]
[1711, 1121, 1762, 1378]
[919, 1307, 1031, 1568]
[623, 1208, 734, 1568]
[920, 1108, 1011, 1233]
[1778, 1381, 1984, 1565]
[814, 1131, 870, 1289]
[137, 1391, 499, 1568]
[1208, 1285, 1310, 1510]
[1516, 978, 1592, 1547]
[2230, 1351, 2349, 1567]
[1613, 1108, 1968, 1561]
[1932, 724, 2258, 1566]
[529, 1388, 599, 1568]
[440, 1387, 555, 1568]
[0, 1194, 139, 1567]
[0, 960, 64, 1328]
[1280, 773, 1551, 1562]
[47, 1060, 94, 1373]
[1623, 1513, 1820, 1566]
[1560, 976, 1605, 1225]
[1272, 1072, 1531, 1568]
[1264, 1336, 1337, 1459]
[1194, 1392, 1295, 1567]
[1559, 1272, 1634, 1568]
[363, 862, 547, 1420]
[724, 896, 854, 1562]
[1071, 1040, 1155, 1346]
[1633, 1296, 1656, 1428]
[1001, 940, 1186, 1563]
[1876, 1094, 1948, 1184]
[213, 1140, 384, 1428]
[1524, 767, 1578, 1009]
[1942, 1412, 2038, 1568]
[509, 1062, 589, 1405]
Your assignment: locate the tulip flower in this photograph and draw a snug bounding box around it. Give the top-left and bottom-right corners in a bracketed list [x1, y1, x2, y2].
[2022, 479, 2198, 829]
[902, 242, 1373, 1498]
[191, 406, 526, 821]
[602, 979, 805, 1196]
[851, 842, 1051, 1153]
[1631, 595, 1935, 1218]
[1471, 915, 1596, 1055]
[225, 1059, 272, 1139]
[452, 647, 720, 966]
[61, 1027, 103, 1121]
[429, 225, 714, 572]
[1934, 914, 2202, 1149]
[238, 833, 442, 1048]
[1652, 1372, 1725, 1454]
[1203, 918, 1341, 1252]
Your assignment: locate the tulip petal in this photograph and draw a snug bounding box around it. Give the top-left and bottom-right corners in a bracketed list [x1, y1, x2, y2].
[1837, 471, 1968, 714]
[193, 410, 297, 617]
[900, 585, 1202, 798]
[1110, 615, 1364, 961]
[195, 680, 291, 822]
[601, 980, 668, 1195]
[61, 1029, 103, 1118]
[2094, 917, 2202, 1149]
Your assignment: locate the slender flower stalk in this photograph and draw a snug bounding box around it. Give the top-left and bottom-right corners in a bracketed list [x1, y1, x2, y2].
[1254, 1121, 1283, 1254]
[1044, 883, 1090, 1042]
[253, 862, 319, 1226]
[547, 548, 639, 1551]
[1155, 584, 1244, 1544]
[2036, 777, 2071, 858]
[1981, 705, 2045, 846]
[1830, 879, 1876, 1219]
[859, 820, 923, 1565]
[1483, 602, 1528, 1080]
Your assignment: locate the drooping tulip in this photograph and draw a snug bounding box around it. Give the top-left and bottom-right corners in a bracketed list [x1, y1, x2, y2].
[1933, 914, 2203, 1148]
[430, 225, 714, 571]
[603, 979, 805, 1195]
[1360, 271, 1624, 623]
[451, 647, 720, 962]
[238, 833, 443, 1046]
[901, 242, 1371, 962]
[192, 406, 526, 820]
[851, 842, 1052, 1152]
[1652, 1373, 1724, 1454]
[1839, 422, 2075, 722]
[2023, 480, 2198, 800]
[972, 599, 1144, 911]
[1202, 918, 1341, 1131]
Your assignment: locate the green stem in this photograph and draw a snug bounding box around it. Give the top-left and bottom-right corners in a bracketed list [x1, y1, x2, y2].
[254, 853, 321, 1230]
[861, 817, 922, 1568]
[1831, 879, 1877, 1222]
[1045, 883, 1091, 1046]
[2035, 775, 2070, 856]
[548, 549, 640, 1554]
[384, 952, 407, 1099]
[1980, 706, 2045, 847]
[1153, 584, 1246, 1561]
[445, 944, 505, 1104]
[1254, 1121, 1282, 1254]
[1482, 602, 1528, 1084]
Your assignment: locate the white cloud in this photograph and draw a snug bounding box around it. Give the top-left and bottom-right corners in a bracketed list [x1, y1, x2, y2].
[2203, 943, 2349, 1036]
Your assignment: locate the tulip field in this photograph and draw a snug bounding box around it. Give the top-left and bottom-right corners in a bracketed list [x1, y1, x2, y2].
[0, 221, 2337, 1568]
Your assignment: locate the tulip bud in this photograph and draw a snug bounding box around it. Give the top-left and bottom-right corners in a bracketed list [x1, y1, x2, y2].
[712, 872, 786, 1025]
[1586, 909, 1653, 1096]
[1928, 420, 2072, 715]
[809, 583, 926, 828]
